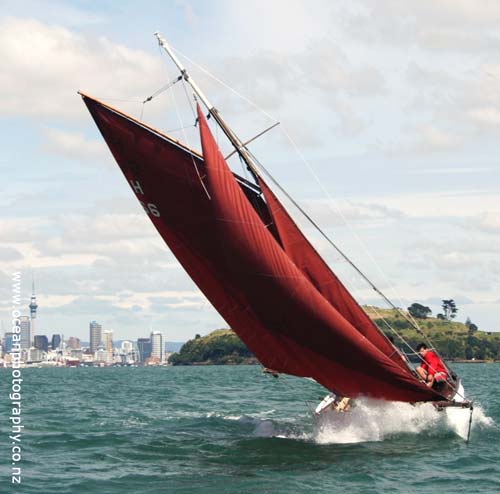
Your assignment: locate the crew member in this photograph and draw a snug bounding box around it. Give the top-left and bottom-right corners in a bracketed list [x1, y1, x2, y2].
[415, 343, 447, 389]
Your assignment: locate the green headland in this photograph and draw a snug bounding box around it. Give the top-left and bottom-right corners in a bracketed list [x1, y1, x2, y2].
[169, 307, 500, 365]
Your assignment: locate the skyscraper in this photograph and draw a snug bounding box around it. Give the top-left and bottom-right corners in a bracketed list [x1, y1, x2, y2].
[29, 276, 38, 343]
[151, 331, 164, 362]
[103, 330, 113, 364]
[34, 335, 49, 352]
[19, 316, 31, 350]
[51, 334, 61, 350]
[89, 321, 102, 353]
[137, 338, 152, 363]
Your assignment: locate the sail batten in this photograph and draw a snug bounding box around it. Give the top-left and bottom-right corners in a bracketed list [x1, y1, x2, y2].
[82, 93, 442, 402]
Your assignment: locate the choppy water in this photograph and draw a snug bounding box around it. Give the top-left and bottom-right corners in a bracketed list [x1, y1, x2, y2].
[0, 364, 498, 493]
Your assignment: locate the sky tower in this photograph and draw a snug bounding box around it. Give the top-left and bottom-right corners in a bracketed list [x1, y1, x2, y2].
[29, 275, 38, 344]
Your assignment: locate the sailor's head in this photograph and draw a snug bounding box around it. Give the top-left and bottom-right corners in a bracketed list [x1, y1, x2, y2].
[416, 343, 428, 356]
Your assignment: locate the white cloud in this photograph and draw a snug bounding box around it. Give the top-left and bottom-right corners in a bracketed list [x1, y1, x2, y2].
[347, 1, 500, 48]
[466, 212, 500, 234]
[409, 126, 461, 154]
[0, 17, 166, 120]
[43, 128, 108, 161]
[368, 191, 500, 219]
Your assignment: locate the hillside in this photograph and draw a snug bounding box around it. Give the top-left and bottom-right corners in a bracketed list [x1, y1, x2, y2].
[169, 309, 500, 365]
[364, 306, 500, 361]
[168, 329, 258, 365]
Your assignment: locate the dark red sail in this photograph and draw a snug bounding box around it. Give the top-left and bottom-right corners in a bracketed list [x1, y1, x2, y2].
[195, 104, 439, 401]
[257, 178, 406, 368]
[82, 93, 440, 402]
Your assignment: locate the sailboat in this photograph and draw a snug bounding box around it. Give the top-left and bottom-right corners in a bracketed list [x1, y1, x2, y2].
[80, 33, 473, 436]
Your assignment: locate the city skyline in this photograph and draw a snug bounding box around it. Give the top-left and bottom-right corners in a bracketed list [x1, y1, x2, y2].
[1, 289, 172, 366]
[2, 284, 185, 344]
[1, 289, 178, 366]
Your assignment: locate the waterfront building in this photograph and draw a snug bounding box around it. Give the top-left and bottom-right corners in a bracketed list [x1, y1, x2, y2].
[67, 337, 81, 349]
[70, 349, 83, 360]
[120, 340, 135, 364]
[51, 334, 61, 350]
[121, 340, 133, 354]
[20, 316, 31, 350]
[89, 321, 102, 353]
[3, 332, 14, 353]
[29, 277, 38, 343]
[28, 347, 45, 362]
[95, 343, 109, 364]
[151, 331, 164, 362]
[137, 338, 152, 363]
[34, 335, 49, 352]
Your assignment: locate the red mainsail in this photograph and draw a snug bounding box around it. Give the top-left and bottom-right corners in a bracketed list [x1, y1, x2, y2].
[82, 93, 440, 402]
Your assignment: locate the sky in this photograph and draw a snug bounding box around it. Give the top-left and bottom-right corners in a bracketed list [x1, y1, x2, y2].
[1, 0, 499, 342]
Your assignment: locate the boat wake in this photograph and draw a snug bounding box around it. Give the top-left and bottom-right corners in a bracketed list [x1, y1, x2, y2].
[311, 398, 493, 444]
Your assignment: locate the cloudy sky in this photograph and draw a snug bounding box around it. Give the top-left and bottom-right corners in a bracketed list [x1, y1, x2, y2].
[1, 0, 499, 343]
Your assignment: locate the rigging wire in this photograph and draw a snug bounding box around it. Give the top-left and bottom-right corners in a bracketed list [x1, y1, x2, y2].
[159, 43, 462, 398]
[169, 46, 422, 319]
[168, 45, 430, 337]
[158, 51, 211, 200]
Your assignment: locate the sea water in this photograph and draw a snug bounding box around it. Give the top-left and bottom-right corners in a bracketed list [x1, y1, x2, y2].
[0, 363, 498, 493]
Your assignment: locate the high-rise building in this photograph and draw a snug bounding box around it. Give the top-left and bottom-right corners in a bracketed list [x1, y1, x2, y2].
[67, 337, 81, 349]
[34, 335, 49, 352]
[103, 330, 113, 363]
[19, 316, 31, 350]
[137, 338, 152, 363]
[29, 277, 38, 343]
[3, 333, 14, 353]
[89, 321, 102, 353]
[51, 334, 61, 350]
[151, 331, 164, 362]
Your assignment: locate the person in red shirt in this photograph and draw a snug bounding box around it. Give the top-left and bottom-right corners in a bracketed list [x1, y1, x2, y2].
[415, 343, 448, 389]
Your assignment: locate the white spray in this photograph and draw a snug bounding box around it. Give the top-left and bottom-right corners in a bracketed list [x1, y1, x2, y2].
[312, 398, 493, 444]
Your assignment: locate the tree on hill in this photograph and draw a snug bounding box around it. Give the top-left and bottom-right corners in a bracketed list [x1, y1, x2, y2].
[442, 299, 458, 320]
[407, 303, 432, 319]
[465, 317, 478, 335]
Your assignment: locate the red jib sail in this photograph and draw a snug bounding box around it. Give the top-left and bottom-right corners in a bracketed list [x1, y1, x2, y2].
[257, 178, 407, 369]
[82, 93, 440, 402]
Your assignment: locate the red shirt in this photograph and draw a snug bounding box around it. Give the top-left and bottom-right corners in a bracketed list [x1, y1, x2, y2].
[422, 350, 447, 377]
